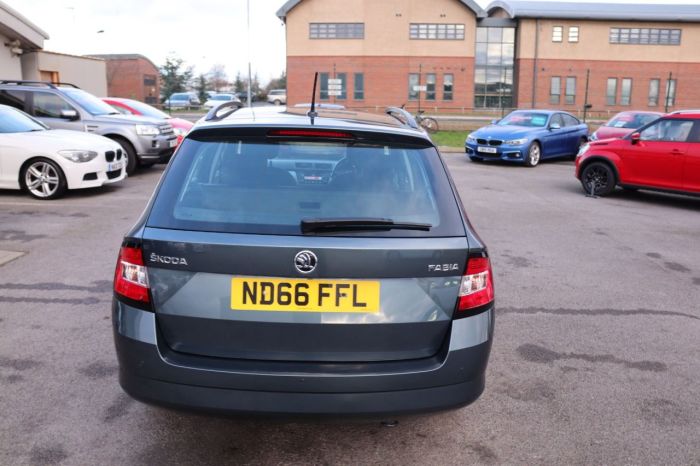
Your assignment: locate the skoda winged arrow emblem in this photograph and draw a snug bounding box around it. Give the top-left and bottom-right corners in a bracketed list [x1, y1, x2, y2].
[294, 250, 318, 274]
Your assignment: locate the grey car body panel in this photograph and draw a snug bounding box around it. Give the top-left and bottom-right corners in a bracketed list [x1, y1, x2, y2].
[142, 228, 469, 361]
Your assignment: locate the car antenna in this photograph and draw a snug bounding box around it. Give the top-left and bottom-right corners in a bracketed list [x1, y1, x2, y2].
[308, 72, 319, 123]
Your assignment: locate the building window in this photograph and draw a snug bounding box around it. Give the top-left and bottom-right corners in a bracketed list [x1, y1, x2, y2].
[552, 26, 563, 42]
[568, 27, 579, 42]
[408, 73, 419, 100]
[606, 78, 618, 105]
[309, 23, 364, 39]
[565, 77, 576, 104]
[665, 79, 677, 107]
[474, 26, 515, 109]
[550, 77, 561, 104]
[336, 73, 347, 100]
[409, 23, 465, 40]
[425, 74, 436, 101]
[443, 74, 453, 101]
[354, 73, 364, 100]
[620, 78, 633, 106]
[648, 79, 660, 106]
[609, 27, 681, 45]
[143, 75, 157, 86]
[319, 72, 329, 100]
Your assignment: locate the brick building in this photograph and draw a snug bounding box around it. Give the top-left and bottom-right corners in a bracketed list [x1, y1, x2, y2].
[90, 54, 160, 103]
[277, 0, 700, 115]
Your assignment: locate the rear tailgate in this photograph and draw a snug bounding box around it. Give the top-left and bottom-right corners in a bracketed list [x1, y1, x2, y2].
[145, 228, 467, 362]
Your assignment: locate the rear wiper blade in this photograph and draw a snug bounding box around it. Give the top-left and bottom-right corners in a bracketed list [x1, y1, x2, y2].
[301, 217, 432, 233]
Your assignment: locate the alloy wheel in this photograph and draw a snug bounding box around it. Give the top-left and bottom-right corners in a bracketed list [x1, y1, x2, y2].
[25, 161, 60, 198]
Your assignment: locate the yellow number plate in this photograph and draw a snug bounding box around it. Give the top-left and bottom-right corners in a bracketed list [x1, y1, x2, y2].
[231, 277, 380, 313]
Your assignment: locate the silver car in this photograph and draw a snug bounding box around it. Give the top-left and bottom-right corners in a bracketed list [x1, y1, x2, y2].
[112, 106, 494, 417]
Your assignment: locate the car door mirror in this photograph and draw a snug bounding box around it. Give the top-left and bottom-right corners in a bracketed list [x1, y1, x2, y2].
[630, 132, 641, 144]
[60, 109, 79, 121]
[549, 122, 561, 130]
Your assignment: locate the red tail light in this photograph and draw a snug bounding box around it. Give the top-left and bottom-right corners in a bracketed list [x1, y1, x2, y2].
[114, 245, 150, 304]
[267, 129, 355, 139]
[457, 256, 494, 313]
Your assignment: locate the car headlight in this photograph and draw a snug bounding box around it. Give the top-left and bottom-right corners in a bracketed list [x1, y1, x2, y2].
[577, 144, 590, 157]
[466, 135, 477, 144]
[504, 138, 528, 145]
[135, 125, 160, 136]
[58, 150, 98, 163]
[589, 132, 598, 141]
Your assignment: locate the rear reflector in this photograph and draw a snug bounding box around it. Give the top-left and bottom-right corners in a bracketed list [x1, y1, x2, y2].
[457, 256, 494, 313]
[267, 129, 355, 139]
[114, 245, 150, 305]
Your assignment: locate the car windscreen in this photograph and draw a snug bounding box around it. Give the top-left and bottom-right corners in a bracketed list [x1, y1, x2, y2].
[147, 137, 465, 237]
[120, 100, 169, 119]
[498, 112, 549, 127]
[62, 89, 119, 116]
[0, 106, 47, 133]
[606, 114, 659, 129]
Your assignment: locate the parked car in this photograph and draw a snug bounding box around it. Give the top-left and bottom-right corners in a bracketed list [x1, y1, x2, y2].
[164, 92, 201, 109]
[235, 91, 257, 103]
[267, 89, 287, 105]
[0, 80, 177, 175]
[202, 93, 241, 110]
[590, 111, 663, 141]
[466, 110, 589, 167]
[576, 110, 700, 197]
[103, 97, 193, 146]
[112, 105, 495, 416]
[0, 105, 125, 199]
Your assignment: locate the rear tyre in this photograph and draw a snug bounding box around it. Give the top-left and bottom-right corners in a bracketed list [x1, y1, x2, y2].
[581, 162, 616, 197]
[21, 158, 67, 200]
[111, 137, 138, 175]
[273, 99, 282, 106]
[420, 117, 439, 134]
[524, 141, 541, 167]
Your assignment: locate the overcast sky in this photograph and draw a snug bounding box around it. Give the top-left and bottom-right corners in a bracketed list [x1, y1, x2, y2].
[7, 0, 700, 85]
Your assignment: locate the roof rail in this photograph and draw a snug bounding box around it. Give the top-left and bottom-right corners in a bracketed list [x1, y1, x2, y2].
[385, 107, 420, 130]
[0, 80, 80, 89]
[204, 101, 244, 122]
[668, 109, 700, 115]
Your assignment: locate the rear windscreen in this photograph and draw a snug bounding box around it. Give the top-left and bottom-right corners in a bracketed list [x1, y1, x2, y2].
[147, 136, 464, 237]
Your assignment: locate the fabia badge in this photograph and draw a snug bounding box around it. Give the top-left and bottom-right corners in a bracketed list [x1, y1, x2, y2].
[294, 250, 317, 274]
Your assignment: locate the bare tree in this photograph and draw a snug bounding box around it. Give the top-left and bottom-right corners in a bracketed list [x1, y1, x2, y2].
[207, 64, 229, 92]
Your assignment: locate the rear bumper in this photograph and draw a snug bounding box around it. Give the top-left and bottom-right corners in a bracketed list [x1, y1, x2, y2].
[113, 301, 493, 417]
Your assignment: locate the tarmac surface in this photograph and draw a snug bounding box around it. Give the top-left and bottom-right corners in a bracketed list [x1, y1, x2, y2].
[0, 155, 698, 465]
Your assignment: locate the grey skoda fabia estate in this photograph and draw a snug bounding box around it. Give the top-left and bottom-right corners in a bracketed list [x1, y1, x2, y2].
[112, 105, 494, 416]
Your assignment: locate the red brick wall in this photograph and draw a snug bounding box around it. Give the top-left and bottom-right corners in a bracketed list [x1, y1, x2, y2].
[516, 58, 700, 117]
[287, 56, 474, 112]
[105, 58, 160, 104]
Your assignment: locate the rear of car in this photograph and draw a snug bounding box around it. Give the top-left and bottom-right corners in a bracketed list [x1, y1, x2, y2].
[267, 89, 287, 105]
[113, 115, 494, 416]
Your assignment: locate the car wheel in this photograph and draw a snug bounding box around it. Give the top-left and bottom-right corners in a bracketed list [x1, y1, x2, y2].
[111, 137, 137, 175]
[581, 162, 616, 196]
[21, 158, 67, 200]
[525, 141, 541, 167]
[273, 99, 281, 106]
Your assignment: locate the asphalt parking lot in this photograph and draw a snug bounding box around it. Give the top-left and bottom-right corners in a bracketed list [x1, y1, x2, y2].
[0, 155, 698, 465]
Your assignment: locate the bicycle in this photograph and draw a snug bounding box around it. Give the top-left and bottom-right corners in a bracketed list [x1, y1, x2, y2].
[415, 110, 439, 134]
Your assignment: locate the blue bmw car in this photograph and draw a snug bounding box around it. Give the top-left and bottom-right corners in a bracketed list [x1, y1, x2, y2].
[465, 110, 589, 167]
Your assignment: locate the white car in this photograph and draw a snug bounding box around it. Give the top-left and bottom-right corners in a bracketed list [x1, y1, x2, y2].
[203, 93, 241, 110]
[0, 105, 126, 200]
[267, 89, 287, 105]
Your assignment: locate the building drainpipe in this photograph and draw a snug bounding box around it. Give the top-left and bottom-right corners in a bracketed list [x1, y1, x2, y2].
[531, 19, 539, 108]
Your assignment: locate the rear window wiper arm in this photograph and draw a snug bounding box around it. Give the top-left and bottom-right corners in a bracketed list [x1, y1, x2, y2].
[301, 217, 432, 233]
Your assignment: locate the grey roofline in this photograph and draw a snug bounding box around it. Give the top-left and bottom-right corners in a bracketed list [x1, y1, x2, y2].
[276, 0, 485, 21]
[485, 1, 700, 22]
[0, 0, 49, 47]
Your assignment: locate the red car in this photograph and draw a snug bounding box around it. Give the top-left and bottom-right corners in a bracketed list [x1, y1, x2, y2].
[102, 98, 193, 146]
[576, 110, 700, 197]
[590, 111, 663, 141]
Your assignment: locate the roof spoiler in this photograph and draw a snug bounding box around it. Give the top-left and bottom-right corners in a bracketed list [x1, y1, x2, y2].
[204, 101, 244, 122]
[385, 107, 420, 130]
